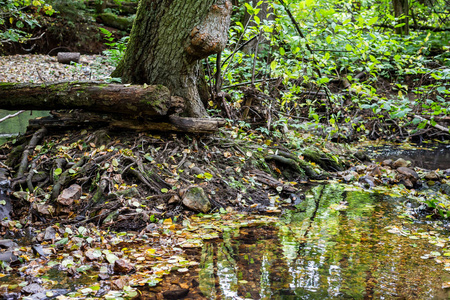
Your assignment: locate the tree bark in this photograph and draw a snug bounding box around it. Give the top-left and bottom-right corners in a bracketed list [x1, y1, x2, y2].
[112, 0, 232, 118]
[393, 0, 409, 35]
[0, 81, 183, 117]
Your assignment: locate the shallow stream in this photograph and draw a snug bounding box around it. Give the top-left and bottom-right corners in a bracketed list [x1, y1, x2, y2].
[195, 184, 450, 299]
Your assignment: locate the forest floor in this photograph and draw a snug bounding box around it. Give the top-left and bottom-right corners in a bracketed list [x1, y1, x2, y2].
[0, 54, 450, 299]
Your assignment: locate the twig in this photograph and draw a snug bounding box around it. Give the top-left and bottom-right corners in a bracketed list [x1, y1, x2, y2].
[222, 78, 278, 89]
[414, 115, 450, 133]
[0, 110, 25, 123]
[251, 32, 262, 87]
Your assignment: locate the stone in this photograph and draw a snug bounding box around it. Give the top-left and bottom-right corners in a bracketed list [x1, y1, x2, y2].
[113, 259, 135, 274]
[31, 245, 46, 257]
[424, 171, 440, 180]
[0, 251, 18, 263]
[85, 250, 101, 261]
[393, 158, 409, 168]
[370, 166, 382, 177]
[397, 167, 420, 188]
[57, 184, 82, 206]
[111, 277, 128, 290]
[0, 239, 18, 249]
[12, 191, 28, 201]
[162, 289, 189, 300]
[43, 226, 56, 241]
[397, 167, 419, 180]
[98, 273, 110, 281]
[182, 187, 211, 213]
[381, 159, 393, 167]
[359, 175, 375, 188]
[33, 203, 54, 215]
[21, 283, 44, 294]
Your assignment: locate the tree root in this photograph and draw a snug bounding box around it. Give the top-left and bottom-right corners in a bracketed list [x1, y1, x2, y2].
[51, 156, 88, 200]
[16, 127, 47, 180]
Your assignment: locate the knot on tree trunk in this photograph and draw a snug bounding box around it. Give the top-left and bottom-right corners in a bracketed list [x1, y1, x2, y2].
[185, 0, 232, 59]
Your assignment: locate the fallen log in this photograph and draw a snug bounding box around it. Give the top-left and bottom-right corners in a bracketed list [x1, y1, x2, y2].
[0, 81, 184, 117]
[28, 111, 226, 133]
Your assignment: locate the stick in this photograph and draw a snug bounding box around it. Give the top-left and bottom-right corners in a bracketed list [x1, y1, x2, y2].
[0, 110, 25, 123]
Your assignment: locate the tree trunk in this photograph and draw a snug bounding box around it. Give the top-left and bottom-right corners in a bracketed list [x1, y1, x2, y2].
[112, 0, 233, 118]
[0, 81, 183, 117]
[393, 0, 409, 35]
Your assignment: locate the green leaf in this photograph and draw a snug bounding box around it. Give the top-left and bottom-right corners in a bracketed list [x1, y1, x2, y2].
[270, 60, 277, 71]
[161, 188, 168, 193]
[367, 17, 378, 26]
[345, 44, 352, 51]
[54, 168, 62, 176]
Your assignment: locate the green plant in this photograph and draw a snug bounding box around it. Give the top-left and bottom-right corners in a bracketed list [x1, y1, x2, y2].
[99, 27, 129, 67]
[0, 0, 54, 44]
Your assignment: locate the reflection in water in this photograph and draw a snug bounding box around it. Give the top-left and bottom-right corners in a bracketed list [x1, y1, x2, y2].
[200, 185, 450, 299]
[0, 110, 49, 144]
[370, 144, 450, 170]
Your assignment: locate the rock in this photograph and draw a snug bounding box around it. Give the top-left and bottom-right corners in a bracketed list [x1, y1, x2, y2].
[424, 171, 440, 180]
[182, 187, 211, 213]
[98, 273, 110, 281]
[381, 159, 393, 167]
[393, 158, 409, 168]
[354, 150, 369, 161]
[397, 167, 419, 180]
[31, 245, 46, 257]
[85, 249, 101, 261]
[168, 195, 181, 204]
[12, 191, 28, 201]
[0, 239, 18, 249]
[370, 166, 382, 177]
[33, 203, 55, 215]
[22, 283, 44, 294]
[343, 174, 355, 182]
[397, 167, 419, 188]
[359, 175, 375, 188]
[113, 259, 135, 274]
[21, 289, 69, 300]
[44, 226, 56, 241]
[111, 277, 128, 289]
[57, 184, 82, 206]
[0, 251, 18, 263]
[0, 195, 12, 220]
[2, 293, 20, 300]
[162, 289, 189, 300]
[444, 169, 450, 176]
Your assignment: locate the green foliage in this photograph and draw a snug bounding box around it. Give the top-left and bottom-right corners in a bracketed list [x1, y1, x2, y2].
[213, 0, 450, 138]
[0, 0, 54, 44]
[99, 27, 128, 67]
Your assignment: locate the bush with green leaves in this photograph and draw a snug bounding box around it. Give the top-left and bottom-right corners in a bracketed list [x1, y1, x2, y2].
[0, 0, 54, 45]
[213, 0, 449, 138]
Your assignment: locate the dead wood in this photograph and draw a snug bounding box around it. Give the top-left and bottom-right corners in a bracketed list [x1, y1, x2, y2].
[0, 81, 183, 117]
[16, 127, 47, 180]
[28, 112, 226, 133]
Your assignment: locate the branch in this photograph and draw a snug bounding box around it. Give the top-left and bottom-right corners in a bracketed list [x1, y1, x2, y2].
[0, 110, 25, 123]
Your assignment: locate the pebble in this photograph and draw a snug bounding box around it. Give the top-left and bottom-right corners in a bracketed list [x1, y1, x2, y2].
[0, 54, 114, 83]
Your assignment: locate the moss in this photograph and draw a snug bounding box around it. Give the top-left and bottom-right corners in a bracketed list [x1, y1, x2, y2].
[302, 148, 344, 172]
[98, 13, 134, 31]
